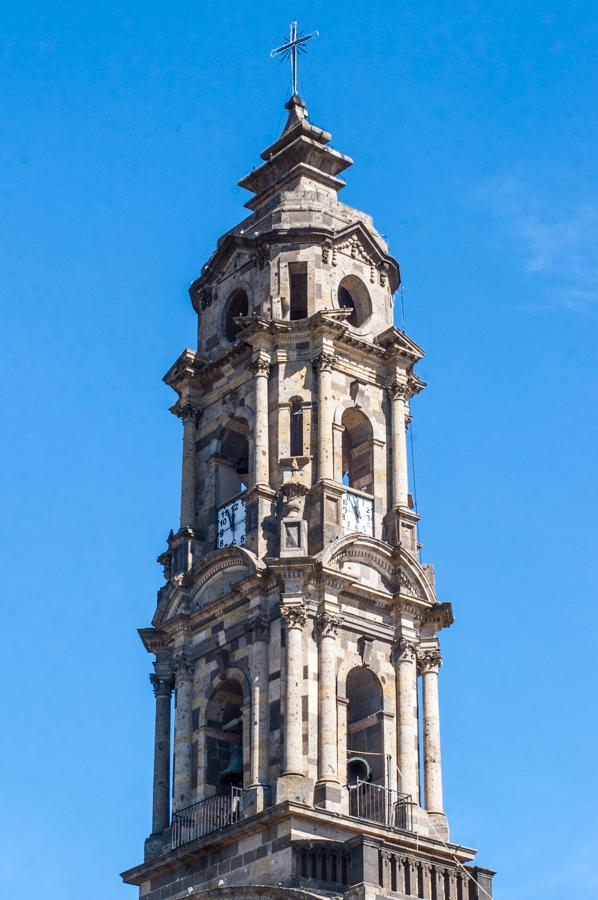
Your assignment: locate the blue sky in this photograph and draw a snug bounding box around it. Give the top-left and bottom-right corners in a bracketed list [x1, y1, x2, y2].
[1, 2, 597, 898]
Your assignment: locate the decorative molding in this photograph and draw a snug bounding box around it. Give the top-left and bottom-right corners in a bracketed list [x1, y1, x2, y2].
[417, 648, 442, 674]
[280, 603, 307, 630]
[357, 635, 373, 666]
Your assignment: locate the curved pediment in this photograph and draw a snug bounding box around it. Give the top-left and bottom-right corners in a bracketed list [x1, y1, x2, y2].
[320, 534, 435, 604]
[154, 546, 264, 624]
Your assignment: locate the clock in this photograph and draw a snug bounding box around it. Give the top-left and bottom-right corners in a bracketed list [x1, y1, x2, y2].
[217, 498, 246, 548]
[342, 491, 373, 536]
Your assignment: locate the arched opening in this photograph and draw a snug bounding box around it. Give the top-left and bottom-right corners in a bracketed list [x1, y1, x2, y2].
[346, 667, 385, 786]
[289, 396, 304, 457]
[337, 275, 372, 327]
[341, 409, 373, 494]
[205, 679, 244, 792]
[289, 262, 308, 320]
[217, 418, 249, 504]
[223, 288, 249, 342]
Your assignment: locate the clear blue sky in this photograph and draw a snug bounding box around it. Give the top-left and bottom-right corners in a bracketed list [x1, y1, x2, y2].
[1, 2, 596, 898]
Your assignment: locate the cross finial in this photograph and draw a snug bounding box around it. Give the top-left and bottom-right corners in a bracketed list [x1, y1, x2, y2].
[270, 21, 319, 98]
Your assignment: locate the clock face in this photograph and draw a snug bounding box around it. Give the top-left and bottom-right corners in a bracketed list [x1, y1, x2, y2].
[342, 492, 373, 536]
[217, 498, 246, 548]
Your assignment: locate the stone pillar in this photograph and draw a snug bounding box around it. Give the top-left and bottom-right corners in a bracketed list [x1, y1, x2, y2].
[249, 616, 270, 807]
[394, 638, 420, 802]
[315, 612, 341, 806]
[249, 357, 271, 487]
[179, 404, 200, 529]
[280, 603, 306, 776]
[150, 672, 174, 834]
[172, 657, 194, 812]
[387, 381, 409, 508]
[418, 648, 444, 814]
[312, 351, 335, 482]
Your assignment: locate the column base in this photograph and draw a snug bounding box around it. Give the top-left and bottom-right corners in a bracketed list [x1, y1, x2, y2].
[144, 828, 170, 861]
[275, 773, 309, 804]
[314, 779, 343, 811]
[426, 810, 450, 841]
[243, 783, 270, 815]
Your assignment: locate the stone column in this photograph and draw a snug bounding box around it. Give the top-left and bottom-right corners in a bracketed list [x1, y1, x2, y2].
[418, 648, 444, 814]
[394, 638, 420, 802]
[249, 357, 271, 487]
[387, 381, 409, 508]
[280, 603, 306, 776]
[315, 612, 341, 791]
[249, 616, 270, 797]
[150, 672, 174, 834]
[179, 404, 200, 529]
[172, 656, 194, 812]
[312, 351, 335, 482]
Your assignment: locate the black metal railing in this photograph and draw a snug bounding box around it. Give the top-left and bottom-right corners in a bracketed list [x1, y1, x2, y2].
[346, 780, 413, 832]
[171, 787, 243, 849]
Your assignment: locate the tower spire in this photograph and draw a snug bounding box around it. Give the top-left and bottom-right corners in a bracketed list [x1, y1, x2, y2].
[270, 20, 319, 97]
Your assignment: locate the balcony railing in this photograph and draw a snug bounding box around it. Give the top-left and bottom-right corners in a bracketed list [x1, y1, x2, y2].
[346, 780, 413, 832]
[171, 787, 243, 849]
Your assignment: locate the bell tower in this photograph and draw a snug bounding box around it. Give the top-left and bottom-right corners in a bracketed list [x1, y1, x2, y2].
[122, 85, 495, 900]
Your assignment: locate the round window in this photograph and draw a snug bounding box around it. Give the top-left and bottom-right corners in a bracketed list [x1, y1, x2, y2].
[337, 276, 372, 327]
[223, 289, 249, 341]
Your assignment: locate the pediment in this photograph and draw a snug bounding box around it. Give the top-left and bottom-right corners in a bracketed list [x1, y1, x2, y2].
[188, 546, 264, 613]
[320, 535, 435, 604]
[332, 222, 400, 291]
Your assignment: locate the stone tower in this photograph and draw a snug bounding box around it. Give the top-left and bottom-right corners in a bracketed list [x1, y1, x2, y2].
[121, 94, 495, 900]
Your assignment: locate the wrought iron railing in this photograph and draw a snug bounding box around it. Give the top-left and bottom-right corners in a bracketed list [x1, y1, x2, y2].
[346, 780, 413, 832]
[171, 787, 243, 849]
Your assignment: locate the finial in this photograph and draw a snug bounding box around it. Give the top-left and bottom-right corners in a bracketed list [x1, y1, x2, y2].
[270, 20, 319, 99]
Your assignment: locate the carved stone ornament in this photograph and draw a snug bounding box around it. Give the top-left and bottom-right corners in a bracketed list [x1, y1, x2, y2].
[417, 648, 442, 674]
[173, 656, 195, 684]
[198, 286, 213, 311]
[322, 240, 332, 264]
[349, 380, 368, 408]
[256, 242, 269, 269]
[248, 358, 271, 378]
[280, 603, 307, 630]
[386, 380, 410, 402]
[398, 569, 422, 599]
[311, 351, 335, 373]
[378, 261, 390, 286]
[278, 479, 308, 516]
[394, 637, 418, 663]
[249, 615, 270, 642]
[150, 672, 174, 697]
[315, 612, 341, 640]
[180, 403, 202, 426]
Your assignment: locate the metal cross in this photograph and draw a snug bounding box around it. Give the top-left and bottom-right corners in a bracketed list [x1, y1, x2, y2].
[270, 21, 319, 97]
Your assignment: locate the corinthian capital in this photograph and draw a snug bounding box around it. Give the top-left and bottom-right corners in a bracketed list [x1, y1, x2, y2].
[172, 656, 195, 684]
[393, 637, 418, 663]
[417, 648, 442, 674]
[315, 611, 341, 641]
[179, 402, 202, 425]
[248, 357, 271, 378]
[280, 603, 306, 631]
[150, 672, 174, 697]
[386, 380, 410, 402]
[311, 351, 335, 373]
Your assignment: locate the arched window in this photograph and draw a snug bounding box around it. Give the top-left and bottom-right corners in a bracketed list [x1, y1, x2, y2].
[217, 418, 249, 503]
[205, 680, 244, 791]
[289, 397, 304, 457]
[346, 667, 385, 786]
[337, 275, 372, 328]
[223, 288, 249, 342]
[341, 409, 373, 494]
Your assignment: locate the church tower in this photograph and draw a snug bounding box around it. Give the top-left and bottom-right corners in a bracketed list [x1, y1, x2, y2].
[121, 75, 495, 900]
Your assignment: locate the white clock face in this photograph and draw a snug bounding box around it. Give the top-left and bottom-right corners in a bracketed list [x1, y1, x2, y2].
[342, 492, 373, 536]
[217, 498, 246, 548]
